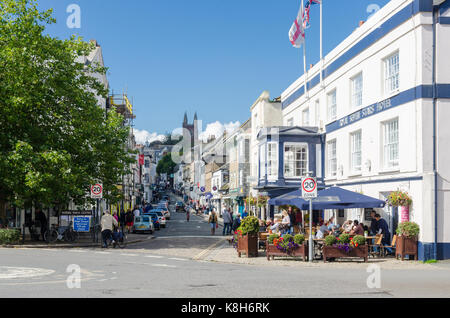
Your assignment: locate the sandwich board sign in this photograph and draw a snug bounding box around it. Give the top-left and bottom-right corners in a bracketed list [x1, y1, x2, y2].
[301, 178, 317, 199]
[90, 184, 103, 199]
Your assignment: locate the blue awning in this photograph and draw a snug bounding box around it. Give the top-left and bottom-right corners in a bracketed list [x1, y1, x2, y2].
[268, 186, 386, 210]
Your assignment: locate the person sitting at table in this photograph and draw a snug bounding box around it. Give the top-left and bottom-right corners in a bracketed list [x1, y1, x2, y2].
[258, 219, 267, 232]
[270, 211, 290, 234]
[342, 220, 353, 233]
[315, 222, 330, 239]
[350, 220, 365, 236]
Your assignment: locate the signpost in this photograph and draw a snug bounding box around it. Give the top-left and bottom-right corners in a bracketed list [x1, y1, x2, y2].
[302, 176, 317, 263]
[91, 184, 103, 243]
[73, 216, 91, 232]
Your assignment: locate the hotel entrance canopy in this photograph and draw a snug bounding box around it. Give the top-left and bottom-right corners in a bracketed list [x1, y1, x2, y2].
[268, 186, 386, 210]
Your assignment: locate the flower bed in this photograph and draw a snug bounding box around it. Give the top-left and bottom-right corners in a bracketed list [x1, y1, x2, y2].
[322, 234, 368, 263]
[266, 234, 308, 261]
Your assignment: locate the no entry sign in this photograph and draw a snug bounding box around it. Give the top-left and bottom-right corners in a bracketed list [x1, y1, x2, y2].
[91, 184, 103, 199]
[301, 177, 317, 199]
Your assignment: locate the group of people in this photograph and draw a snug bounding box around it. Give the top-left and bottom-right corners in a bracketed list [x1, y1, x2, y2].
[263, 207, 302, 235]
[220, 206, 242, 236]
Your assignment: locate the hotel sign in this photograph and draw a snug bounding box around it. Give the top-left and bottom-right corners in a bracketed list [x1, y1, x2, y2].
[337, 98, 393, 130]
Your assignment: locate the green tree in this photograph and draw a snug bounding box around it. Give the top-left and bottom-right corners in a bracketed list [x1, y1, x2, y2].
[156, 154, 177, 176]
[0, 0, 133, 209]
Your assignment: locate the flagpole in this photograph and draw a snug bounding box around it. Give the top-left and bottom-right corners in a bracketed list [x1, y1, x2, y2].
[320, 0, 323, 86]
[302, 0, 308, 98]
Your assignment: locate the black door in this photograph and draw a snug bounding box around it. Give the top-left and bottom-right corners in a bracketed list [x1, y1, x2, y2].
[392, 206, 399, 236]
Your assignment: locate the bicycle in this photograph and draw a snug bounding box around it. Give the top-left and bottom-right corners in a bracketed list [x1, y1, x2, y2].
[44, 221, 79, 243]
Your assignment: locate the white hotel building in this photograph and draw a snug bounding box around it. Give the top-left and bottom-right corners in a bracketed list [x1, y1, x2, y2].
[279, 0, 450, 260]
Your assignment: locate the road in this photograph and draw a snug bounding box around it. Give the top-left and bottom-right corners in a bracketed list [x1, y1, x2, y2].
[1, 193, 450, 298]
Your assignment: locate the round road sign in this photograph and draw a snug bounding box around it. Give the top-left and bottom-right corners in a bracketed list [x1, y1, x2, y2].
[302, 178, 317, 193]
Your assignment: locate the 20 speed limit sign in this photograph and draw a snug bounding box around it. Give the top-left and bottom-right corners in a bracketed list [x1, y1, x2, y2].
[91, 184, 103, 199]
[301, 178, 317, 199]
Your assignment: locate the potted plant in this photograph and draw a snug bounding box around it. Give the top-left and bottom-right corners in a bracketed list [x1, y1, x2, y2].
[387, 190, 412, 222]
[396, 221, 419, 261]
[236, 216, 259, 258]
[266, 234, 308, 261]
[322, 234, 368, 263]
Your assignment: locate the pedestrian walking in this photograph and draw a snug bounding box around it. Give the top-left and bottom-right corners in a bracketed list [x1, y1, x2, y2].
[232, 213, 241, 232]
[35, 209, 47, 241]
[288, 207, 296, 234]
[125, 209, 134, 234]
[222, 208, 232, 236]
[209, 209, 218, 235]
[186, 208, 190, 222]
[101, 210, 118, 248]
[133, 206, 140, 218]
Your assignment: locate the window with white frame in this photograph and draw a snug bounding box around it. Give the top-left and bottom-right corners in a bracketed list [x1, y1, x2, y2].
[384, 52, 399, 95]
[327, 90, 337, 121]
[259, 144, 266, 179]
[383, 118, 399, 168]
[327, 140, 337, 177]
[267, 142, 278, 179]
[351, 73, 363, 109]
[350, 130, 362, 172]
[302, 107, 310, 126]
[287, 118, 294, 127]
[284, 143, 308, 178]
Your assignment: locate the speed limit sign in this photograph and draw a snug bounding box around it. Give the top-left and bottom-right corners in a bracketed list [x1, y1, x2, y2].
[91, 184, 103, 199]
[301, 178, 317, 199]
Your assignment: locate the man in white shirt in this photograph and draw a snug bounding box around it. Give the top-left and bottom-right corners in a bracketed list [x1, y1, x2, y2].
[133, 206, 140, 218]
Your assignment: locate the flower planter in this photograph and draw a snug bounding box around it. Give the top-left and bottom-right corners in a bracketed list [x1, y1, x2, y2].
[266, 242, 308, 261]
[322, 245, 368, 263]
[237, 234, 258, 258]
[396, 236, 417, 261]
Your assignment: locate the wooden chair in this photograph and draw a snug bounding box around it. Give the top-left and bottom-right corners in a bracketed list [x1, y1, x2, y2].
[368, 234, 383, 258]
[381, 235, 397, 257]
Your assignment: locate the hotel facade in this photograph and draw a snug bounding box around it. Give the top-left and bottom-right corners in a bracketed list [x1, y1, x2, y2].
[277, 0, 450, 260]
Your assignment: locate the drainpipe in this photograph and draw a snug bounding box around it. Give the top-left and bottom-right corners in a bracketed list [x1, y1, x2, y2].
[432, 6, 438, 260]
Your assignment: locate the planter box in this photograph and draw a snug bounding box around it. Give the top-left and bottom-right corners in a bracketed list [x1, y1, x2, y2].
[396, 236, 418, 261]
[322, 245, 368, 263]
[237, 234, 258, 258]
[266, 242, 308, 261]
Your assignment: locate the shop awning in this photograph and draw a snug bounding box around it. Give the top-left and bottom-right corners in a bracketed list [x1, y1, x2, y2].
[268, 186, 386, 210]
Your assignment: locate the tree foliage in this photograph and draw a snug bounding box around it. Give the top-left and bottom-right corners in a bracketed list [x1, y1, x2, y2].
[0, 0, 133, 208]
[156, 154, 176, 176]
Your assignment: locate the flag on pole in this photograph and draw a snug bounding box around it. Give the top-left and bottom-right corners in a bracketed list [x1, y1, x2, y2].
[289, 3, 305, 48]
[302, 0, 321, 29]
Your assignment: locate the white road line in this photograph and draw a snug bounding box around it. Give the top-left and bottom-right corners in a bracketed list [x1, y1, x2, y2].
[144, 255, 164, 259]
[95, 252, 111, 255]
[151, 264, 176, 268]
[168, 258, 188, 261]
[120, 254, 138, 257]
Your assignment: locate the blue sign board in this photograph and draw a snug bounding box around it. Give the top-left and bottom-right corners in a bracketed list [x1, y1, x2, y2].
[73, 216, 91, 232]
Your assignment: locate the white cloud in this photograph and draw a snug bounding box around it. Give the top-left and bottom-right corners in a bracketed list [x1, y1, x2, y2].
[199, 121, 241, 142]
[133, 129, 166, 145]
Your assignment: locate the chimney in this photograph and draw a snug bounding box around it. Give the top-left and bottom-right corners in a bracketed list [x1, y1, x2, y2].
[359, 21, 365, 27]
[310, 64, 314, 69]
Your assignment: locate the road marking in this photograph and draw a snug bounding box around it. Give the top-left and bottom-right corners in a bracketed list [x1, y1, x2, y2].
[145, 255, 164, 259]
[95, 251, 111, 255]
[168, 258, 188, 261]
[120, 254, 138, 257]
[151, 264, 176, 268]
[192, 239, 227, 260]
[0, 267, 55, 279]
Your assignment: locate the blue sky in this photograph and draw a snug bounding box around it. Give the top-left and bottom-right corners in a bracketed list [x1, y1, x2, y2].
[37, 0, 390, 141]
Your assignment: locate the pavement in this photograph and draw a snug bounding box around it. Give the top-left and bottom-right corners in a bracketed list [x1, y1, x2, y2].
[1, 233, 154, 249]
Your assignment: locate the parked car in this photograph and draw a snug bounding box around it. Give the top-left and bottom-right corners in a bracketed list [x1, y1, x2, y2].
[157, 204, 171, 220]
[175, 201, 185, 212]
[132, 216, 154, 234]
[144, 212, 160, 231]
[149, 209, 167, 228]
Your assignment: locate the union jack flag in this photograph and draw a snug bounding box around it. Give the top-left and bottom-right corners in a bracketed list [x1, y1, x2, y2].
[302, 0, 321, 29]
